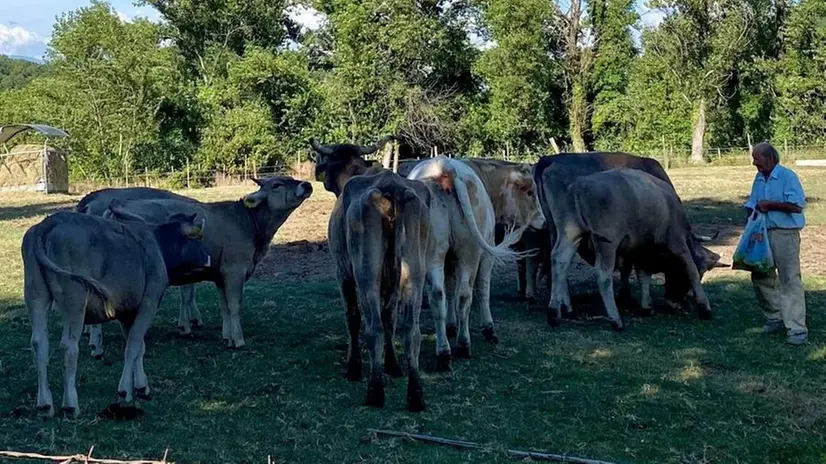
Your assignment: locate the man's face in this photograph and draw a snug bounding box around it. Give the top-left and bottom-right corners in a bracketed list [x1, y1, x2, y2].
[752, 151, 775, 176]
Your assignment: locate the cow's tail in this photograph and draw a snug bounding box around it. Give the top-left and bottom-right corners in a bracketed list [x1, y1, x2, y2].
[447, 164, 524, 265]
[31, 223, 115, 318]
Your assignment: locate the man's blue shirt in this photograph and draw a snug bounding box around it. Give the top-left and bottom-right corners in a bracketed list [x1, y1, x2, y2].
[744, 164, 806, 230]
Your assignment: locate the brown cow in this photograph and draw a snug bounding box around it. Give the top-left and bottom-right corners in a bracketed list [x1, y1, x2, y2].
[312, 136, 434, 412]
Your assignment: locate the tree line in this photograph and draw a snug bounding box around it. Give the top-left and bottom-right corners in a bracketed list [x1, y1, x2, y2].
[0, 0, 824, 182]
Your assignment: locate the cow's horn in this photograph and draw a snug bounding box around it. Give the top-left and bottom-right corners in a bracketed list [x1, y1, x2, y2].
[693, 231, 719, 242]
[713, 261, 731, 268]
[359, 135, 394, 155]
[309, 138, 333, 155]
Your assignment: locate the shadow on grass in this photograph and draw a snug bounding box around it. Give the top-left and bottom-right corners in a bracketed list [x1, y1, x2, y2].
[0, 200, 77, 222]
[2, 268, 825, 463]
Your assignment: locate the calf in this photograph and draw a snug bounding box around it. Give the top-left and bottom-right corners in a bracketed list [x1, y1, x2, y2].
[102, 177, 312, 348]
[22, 211, 210, 417]
[76, 187, 202, 359]
[549, 167, 719, 330]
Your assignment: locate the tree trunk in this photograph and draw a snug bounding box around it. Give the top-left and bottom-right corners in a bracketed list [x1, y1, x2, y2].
[690, 98, 706, 164]
[569, 78, 588, 153]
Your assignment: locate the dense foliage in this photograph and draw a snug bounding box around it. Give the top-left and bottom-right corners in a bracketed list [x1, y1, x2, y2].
[0, 0, 824, 180]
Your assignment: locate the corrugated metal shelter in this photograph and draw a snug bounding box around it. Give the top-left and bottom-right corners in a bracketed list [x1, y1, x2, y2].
[0, 124, 70, 193]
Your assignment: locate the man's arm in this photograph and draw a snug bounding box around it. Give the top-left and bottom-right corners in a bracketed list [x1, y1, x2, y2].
[757, 200, 803, 214]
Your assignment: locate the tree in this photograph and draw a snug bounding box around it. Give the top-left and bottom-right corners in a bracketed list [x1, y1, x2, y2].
[644, 0, 754, 162]
[0, 56, 47, 91]
[473, 0, 566, 155]
[314, 0, 477, 153]
[774, 0, 826, 145]
[588, 0, 638, 150]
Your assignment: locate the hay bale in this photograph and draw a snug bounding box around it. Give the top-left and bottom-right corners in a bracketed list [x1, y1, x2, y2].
[0, 144, 68, 193]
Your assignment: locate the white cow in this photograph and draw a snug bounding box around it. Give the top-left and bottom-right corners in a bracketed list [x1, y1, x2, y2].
[407, 156, 523, 370]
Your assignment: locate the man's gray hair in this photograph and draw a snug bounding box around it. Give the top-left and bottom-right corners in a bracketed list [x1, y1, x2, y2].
[753, 141, 780, 163]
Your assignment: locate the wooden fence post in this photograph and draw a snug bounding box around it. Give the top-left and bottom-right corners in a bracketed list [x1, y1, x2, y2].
[145, 168, 149, 187]
[187, 159, 191, 189]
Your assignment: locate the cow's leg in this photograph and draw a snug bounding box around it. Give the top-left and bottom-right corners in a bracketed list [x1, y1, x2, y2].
[219, 273, 246, 348]
[26, 293, 53, 416]
[516, 255, 527, 299]
[117, 302, 157, 403]
[88, 323, 104, 359]
[455, 257, 479, 358]
[178, 285, 201, 334]
[55, 289, 86, 418]
[678, 249, 713, 320]
[381, 295, 403, 378]
[217, 285, 230, 344]
[426, 260, 451, 371]
[593, 241, 624, 331]
[548, 235, 580, 326]
[475, 254, 498, 344]
[339, 277, 362, 381]
[525, 254, 539, 301]
[444, 263, 457, 339]
[355, 277, 385, 408]
[401, 272, 426, 412]
[617, 261, 636, 312]
[638, 269, 654, 316]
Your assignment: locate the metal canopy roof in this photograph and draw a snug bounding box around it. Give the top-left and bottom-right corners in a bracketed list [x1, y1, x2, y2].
[0, 124, 70, 145]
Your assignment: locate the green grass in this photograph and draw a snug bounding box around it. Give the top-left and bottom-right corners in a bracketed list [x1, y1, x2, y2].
[1, 167, 826, 464]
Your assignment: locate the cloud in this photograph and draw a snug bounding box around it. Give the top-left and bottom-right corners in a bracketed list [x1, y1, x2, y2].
[0, 23, 48, 59]
[286, 4, 327, 31]
[639, 7, 668, 29]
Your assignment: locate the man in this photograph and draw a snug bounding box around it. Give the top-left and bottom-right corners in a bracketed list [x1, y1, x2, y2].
[744, 142, 808, 346]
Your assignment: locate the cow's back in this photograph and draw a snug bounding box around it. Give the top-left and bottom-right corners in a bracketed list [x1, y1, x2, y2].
[76, 187, 194, 216]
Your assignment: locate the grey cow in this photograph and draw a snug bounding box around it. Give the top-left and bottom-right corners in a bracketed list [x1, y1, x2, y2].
[22, 211, 211, 417]
[103, 177, 312, 348]
[76, 187, 203, 359]
[543, 166, 722, 330]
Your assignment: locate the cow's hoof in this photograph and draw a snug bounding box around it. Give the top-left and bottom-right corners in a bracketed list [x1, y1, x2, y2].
[446, 324, 458, 339]
[191, 319, 204, 329]
[61, 407, 79, 419]
[365, 378, 385, 408]
[36, 405, 54, 417]
[547, 311, 561, 327]
[611, 320, 625, 332]
[346, 361, 362, 381]
[117, 390, 127, 400]
[698, 307, 713, 320]
[176, 326, 193, 337]
[435, 352, 452, 372]
[385, 361, 404, 378]
[406, 379, 425, 412]
[455, 344, 471, 359]
[135, 387, 151, 401]
[93, 354, 104, 361]
[641, 307, 655, 317]
[481, 326, 499, 344]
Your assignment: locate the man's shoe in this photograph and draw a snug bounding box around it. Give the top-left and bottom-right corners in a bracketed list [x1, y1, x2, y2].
[763, 319, 784, 334]
[786, 333, 808, 346]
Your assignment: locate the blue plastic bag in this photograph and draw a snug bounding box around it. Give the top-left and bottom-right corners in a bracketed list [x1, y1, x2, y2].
[732, 211, 775, 274]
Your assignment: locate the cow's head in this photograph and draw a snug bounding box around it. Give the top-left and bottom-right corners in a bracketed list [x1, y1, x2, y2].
[502, 164, 545, 230]
[309, 136, 393, 196]
[153, 213, 212, 283]
[243, 176, 313, 212]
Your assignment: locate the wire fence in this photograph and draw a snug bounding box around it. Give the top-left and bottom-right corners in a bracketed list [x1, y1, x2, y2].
[63, 143, 826, 194]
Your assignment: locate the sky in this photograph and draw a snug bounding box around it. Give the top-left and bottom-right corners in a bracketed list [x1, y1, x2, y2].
[0, 0, 667, 61]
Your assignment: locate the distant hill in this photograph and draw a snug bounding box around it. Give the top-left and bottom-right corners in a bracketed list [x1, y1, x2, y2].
[0, 55, 47, 91]
[5, 55, 45, 64]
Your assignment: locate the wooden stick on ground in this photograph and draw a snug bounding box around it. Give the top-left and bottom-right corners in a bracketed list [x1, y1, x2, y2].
[0, 448, 171, 464]
[366, 429, 618, 464]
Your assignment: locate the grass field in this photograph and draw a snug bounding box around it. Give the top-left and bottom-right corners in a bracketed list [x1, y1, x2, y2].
[1, 166, 825, 464]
